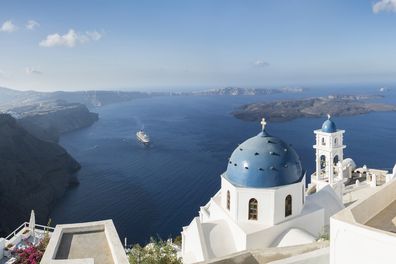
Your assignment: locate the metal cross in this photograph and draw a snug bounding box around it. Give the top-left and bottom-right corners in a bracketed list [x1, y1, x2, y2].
[261, 117, 267, 131]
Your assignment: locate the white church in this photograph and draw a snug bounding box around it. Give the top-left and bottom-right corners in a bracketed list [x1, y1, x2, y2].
[181, 116, 396, 263]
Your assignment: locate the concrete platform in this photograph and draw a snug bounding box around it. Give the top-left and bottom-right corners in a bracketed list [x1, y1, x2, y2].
[55, 230, 113, 264]
[365, 200, 396, 233]
[41, 220, 129, 264]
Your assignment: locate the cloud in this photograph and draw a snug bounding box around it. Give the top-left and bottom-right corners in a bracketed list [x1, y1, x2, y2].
[25, 67, 42, 75]
[373, 0, 396, 13]
[253, 60, 270, 68]
[0, 20, 18, 32]
[26, 20, 40, 30]
[39, 29, 103, 48]
[86, 30, 102, 41]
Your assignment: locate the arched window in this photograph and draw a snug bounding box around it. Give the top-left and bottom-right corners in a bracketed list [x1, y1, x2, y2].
[321, 138, 326, 145]
[227, 191, 230, 210]
[333, 155, 339, 166]
[285, 195, 292, 217]
[320, 155, 326, 170]
[334, 138, 338, 145]
[248, 198, 258, 220]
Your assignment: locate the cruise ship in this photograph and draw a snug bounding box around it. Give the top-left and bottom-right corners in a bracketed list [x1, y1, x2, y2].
[136, 130, 150, 144]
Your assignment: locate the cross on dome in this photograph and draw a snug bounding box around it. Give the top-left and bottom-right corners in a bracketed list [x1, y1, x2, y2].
[327, 114, 331, 119]
[261, 117, 267, 131]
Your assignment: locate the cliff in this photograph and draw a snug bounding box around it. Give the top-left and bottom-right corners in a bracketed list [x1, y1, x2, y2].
[0, 114, 81, 235]
[0, 87, 154, 109]
[7, 100, 99, 142]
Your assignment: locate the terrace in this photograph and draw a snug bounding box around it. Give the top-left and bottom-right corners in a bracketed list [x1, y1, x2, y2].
[0, 221, 54, 264]
[41, 220, 129, 264]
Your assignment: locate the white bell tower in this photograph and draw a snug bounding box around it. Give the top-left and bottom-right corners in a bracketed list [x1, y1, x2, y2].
[313, 115, 346, 185]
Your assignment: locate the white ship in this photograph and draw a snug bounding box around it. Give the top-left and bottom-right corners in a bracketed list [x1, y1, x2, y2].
[136, 130, 150, 144]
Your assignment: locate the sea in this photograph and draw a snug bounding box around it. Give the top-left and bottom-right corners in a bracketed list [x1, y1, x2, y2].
[50, 85, 396, 245]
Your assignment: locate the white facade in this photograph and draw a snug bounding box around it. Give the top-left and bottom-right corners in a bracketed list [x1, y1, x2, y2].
[181, 120, 344, 263]
[181, 174, 336, 263]
[313, 129, 345, 185]
[220, 175, 305, 226]
[330, 179, 396, 264]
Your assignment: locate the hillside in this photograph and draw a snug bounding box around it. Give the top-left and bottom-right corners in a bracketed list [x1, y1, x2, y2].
[0, 114, 81, 235]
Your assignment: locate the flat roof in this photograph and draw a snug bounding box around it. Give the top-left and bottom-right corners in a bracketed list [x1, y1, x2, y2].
[55, 230, 114, 264]
[332, 178, 396, 237]
[365, 200, 396, 233]
[41, 220, 129, 264]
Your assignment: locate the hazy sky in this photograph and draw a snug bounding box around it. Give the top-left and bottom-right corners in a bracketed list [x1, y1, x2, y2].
[1, 0, 396, 91]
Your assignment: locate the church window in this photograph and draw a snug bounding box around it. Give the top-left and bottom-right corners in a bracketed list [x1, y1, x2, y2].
[334, 138, 337, 145]
[227, 191, 230, 210]
[320, 155, 326, 169]
[321, 138, 326, 145]
[248, 198, 258, 220]
[333, 155, 339, 166]
[285, 195, 292, 217]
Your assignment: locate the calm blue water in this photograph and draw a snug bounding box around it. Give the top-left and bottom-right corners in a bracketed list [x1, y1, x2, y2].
[50, 87, 396, 244]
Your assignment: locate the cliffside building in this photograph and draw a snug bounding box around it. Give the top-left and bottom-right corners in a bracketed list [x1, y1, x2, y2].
[181, 119, 344, 263]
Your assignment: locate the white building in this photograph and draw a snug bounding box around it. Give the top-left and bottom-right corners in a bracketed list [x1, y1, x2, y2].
[181, 118, 344, 263]
[330, 176, 396, 264]
[310, 115, 347, 200]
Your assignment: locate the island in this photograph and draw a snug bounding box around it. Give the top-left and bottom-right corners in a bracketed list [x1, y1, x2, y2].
[172, 86, 304, 96]
[232, 95, 396, 122]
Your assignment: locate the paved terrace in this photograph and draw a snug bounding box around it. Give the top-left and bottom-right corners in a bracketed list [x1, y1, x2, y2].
[41, 220, 129, 264]
[55, 230, 113, 264]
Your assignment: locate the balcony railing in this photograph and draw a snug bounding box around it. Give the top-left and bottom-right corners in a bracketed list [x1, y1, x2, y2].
[4, 222, 54, 241]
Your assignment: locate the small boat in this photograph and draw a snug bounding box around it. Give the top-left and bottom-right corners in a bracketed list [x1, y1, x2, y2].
[136, 130, 150, 144]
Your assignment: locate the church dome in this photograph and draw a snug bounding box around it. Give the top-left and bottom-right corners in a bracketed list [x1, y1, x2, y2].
[225, 124, 303, 188]
[321, 118, 337, 133]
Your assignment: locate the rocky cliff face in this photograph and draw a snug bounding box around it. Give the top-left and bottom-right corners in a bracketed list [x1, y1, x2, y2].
[0, 114, 81, 235]
[8, 100, 99, 142]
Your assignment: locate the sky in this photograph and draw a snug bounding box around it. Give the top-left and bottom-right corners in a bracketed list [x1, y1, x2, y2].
[1, 0, 396, 91]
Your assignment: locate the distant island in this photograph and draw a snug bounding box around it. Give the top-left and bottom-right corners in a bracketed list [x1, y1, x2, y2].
[232, 95, 396, 122]
[172, 86, 304, 96]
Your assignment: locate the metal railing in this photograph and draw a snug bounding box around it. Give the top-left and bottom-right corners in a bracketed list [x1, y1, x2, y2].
[4, 222, 54, 241]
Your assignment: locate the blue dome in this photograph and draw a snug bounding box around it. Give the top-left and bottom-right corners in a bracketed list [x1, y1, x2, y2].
[225, 131, 303, 188]
[321, 119, 337, 133]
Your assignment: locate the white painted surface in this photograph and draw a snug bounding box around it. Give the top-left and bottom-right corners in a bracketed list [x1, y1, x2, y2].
[0, 238, 4, 259]
[276, 228, 316, 247]
[330, 179, 396, 264]
[182, 175, 340, 263]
